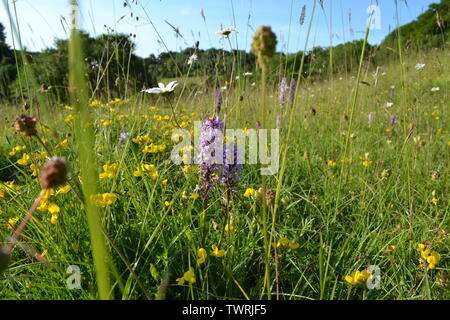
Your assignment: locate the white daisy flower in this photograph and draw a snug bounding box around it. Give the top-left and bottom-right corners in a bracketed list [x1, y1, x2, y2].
[216, 26, 238, 37]
[385, 102, 394, 108]
[142, 81, 179, 95]
[243, 72, 253, 77]
[187, 54, 198, 65]
[431, 87, 440, 92]
[415, 63, 426, 70]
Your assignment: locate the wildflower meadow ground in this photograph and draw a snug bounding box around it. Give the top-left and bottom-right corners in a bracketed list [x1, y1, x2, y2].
[0, 0, 448, 301]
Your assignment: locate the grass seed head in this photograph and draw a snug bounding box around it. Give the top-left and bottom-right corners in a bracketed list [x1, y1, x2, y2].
[251, 26, 277, 68]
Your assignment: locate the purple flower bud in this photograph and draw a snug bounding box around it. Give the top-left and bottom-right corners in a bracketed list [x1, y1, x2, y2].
[289, 78, 297, 108]
[199, 116, 242, 196]
[279, 77, 288, 107]
[368, 112, 374, 124]
[256, 121, 261, 128]
[220, 142, 242, 190]
[199, 116, 225, 196]
[390, 115, 397, 127]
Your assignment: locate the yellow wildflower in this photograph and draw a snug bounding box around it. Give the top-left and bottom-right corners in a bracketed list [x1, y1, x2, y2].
[243, 188, 256, 198]
[93, 193, 117, 207]
[90, 100, 101, 107]
[326, 160, 337, 167]
[100, 120, 113, 126]
[225, 224, 234, 234]
[37, 201, 48, 212]
[431, 197, 439, 206]
[56, 139, 69, 148]
[362, 160, 372, 167]
[9, 145, 26, 156]
[30, 163, 39, 177]
[360, 153, 372, 167]
[50, 214, 58, 225]
[276, 237, 300, 250]
[99, 163, 118, 179]
[64, 114, 76, 122]
[109, 98, 121, 105]
[176, 268, 196, 286]
[133, 164, 158, 179]
[6, 217, 19, 230]
[47, 203, 60, 215]
[189, 193, 199, 200]
[426, 251, 440, 269]
[35, 249, 48, 260]
[210, 245, 225, 258]
[57, 185, 71, 194]
[17, 153, 31, 166]
[197, 248, 207, 264]
[417, 243, 427, 252]
[132, 135, 151, 144]
[277, 237, 290, 248]
[345, 269, 371, 285]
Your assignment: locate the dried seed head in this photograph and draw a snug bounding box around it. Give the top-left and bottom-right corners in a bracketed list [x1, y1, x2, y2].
[265, 189, 276, 205]
[39, 157, 67, 189]
[251, 26, 277, 68]
[14, 114, 38, 136]
[0, 250, 10, 274]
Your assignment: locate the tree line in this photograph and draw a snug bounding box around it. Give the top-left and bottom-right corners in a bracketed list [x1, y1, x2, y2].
[0, 0, 448, 103]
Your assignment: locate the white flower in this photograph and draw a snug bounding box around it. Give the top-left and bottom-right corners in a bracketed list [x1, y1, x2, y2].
[221, 86, 228, 91]
[142, 81, 178, 94]
[243, 72, 253, 77]
[431, 87, 440, 92]
[235, 76, 240, 80]
[415, 63, 426, 70]
[187, 54, 198, 65]
[216, 26, 238, 37]
[385, 102, 394, 108]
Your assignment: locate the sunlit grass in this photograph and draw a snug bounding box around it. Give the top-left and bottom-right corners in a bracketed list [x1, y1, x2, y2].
[0, 0, 448, 300]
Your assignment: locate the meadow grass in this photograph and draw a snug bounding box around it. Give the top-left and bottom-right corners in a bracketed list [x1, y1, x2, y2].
[0, 1, 449, 300]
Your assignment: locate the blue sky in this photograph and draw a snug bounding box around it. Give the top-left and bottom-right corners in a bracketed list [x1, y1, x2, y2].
[0, 0, 438, 57]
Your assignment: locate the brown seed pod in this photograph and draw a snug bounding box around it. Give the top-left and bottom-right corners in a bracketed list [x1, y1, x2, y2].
[265, 189, 276, 205]
[13, 114, 38, 136]
[39, 157, 68, 189]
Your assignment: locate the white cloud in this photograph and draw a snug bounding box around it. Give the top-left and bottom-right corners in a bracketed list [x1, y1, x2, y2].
[179, 8, 192, 16]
